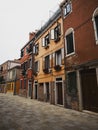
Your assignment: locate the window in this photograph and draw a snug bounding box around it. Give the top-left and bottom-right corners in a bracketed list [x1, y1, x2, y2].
[21, 62, 28, 75]
[34, 61, 39, 73]
[42, 33, 50, 48]
[26, 43, 32, 54]
[67, 72, 77, 95]
[21, 49, 24, 57]
[54, 23, 61, 42]
[24, 79, 26, 89]
[43, 55, 50, 74]
[45, 55, 50, 69]
[0, 66, 3, 72]
[45, 34, 50, 45]
[65, 28, 75, 56]
[12, 69, 15, 78]
[34, 61, 39, 76]
[95, 16, 98, 38]
[29, 43, 32, 53]
[55, 50, 61, 65]
[29, 59, 32, 68]
[50, 23, 61, 42]
[33, 43, 39, 55]
[64, 2, 71, 16]
[92, 7, 98, 44]
[26, 46, 29, 54]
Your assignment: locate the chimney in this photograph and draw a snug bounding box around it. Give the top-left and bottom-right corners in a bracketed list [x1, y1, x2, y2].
[29, 32, 35, 41]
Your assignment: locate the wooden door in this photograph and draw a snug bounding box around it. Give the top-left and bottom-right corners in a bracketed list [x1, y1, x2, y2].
[56, 82, 63, 105]
[80, 69, 98, 113]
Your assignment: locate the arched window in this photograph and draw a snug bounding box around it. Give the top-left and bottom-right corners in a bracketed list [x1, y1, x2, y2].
[92, 7, 98, 44]
[65, 28, 75, 56]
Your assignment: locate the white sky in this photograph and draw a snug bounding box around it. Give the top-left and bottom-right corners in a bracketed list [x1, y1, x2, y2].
[0, 0, 63, 64]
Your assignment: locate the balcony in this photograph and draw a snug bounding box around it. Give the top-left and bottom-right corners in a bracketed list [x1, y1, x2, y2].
[54, 37, 60, 43]
[21, 70, 26, 76]
[33, 72, 38, 76]
[54, 65, 61, 71]
[43, 68, 50, 74]
[44, 45, 49, 49]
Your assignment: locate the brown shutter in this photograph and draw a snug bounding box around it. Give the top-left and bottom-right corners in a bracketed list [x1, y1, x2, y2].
[61, 48, 64, 65]
[42, 57, 45, 70]
[49, 54, 52, 68]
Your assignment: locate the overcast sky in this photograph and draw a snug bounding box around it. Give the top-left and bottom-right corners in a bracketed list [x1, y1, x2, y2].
[0, 0, 63, 64]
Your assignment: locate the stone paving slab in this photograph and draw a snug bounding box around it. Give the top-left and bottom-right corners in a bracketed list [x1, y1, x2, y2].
[0, 93, 98, 130]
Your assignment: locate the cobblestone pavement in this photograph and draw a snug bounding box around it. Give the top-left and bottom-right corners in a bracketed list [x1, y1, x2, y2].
[0, 93, 98, 130]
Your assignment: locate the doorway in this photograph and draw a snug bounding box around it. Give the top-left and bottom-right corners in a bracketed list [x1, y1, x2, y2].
[55, 77, 63, 105]
[80, 68, 98, 113]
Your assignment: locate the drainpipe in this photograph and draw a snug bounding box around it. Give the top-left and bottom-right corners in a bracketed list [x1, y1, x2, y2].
[31, 40, 35, 99]
[13, 69, 17, 95]
[60, 3, 67, 107]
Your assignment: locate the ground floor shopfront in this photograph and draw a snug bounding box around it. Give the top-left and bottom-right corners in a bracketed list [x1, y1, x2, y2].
[33, 65, 98, 113]
[19, 61, 98, 113]
[33, 75, 65, 107]
[68, 60, 98, 113]
[77, 67, 98, 113]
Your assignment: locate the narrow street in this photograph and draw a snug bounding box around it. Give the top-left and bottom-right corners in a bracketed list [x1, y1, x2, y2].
[0, 93, 98, 130]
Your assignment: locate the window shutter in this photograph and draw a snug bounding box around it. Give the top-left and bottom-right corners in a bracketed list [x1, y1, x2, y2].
[58, 23, 61, 35]
[53, 53, 55, 66]
[33, 45, 36, 54]
[49, 54, 52, 68]
[42, 37, 45, 47]
[50, 29, 54, 40]
[42, 57, 45, 69]
[38, 61, 40, 72]
[61, 48, 64, 65]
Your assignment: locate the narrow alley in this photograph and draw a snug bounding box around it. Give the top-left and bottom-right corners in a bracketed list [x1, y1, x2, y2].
[0, 93, 98, 130]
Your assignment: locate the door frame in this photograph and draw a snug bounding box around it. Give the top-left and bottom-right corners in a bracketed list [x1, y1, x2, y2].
[80, 67, 98, 112]
[55, 77, 64, 106]
[33, 80, 38, 99]
[28, 80, 32, 98]
[44, 82, 50, 102]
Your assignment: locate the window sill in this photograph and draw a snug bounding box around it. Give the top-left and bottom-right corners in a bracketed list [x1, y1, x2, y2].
[44, 45, 49, 49]
[54, 37, 60, 43]
[66, 52, 75, 57]
[64, 10, 72, 19]
[96, 40, 98, 45]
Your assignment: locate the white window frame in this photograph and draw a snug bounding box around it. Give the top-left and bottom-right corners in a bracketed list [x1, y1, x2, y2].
[65, 28, 75, 57]
[63, 1, 72, 18]
[92, 7, 98, 45]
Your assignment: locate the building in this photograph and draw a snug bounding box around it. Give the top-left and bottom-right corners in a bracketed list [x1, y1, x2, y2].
[19, 32, 35, 98]
[7, 65, 21, 95]
[60, 0, 98, 112]
[32, 8, 65, 106]
[0, 59, 21, 93]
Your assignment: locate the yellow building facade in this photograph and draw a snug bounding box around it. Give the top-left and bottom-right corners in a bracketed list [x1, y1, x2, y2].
[33, 9, 65, 106]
